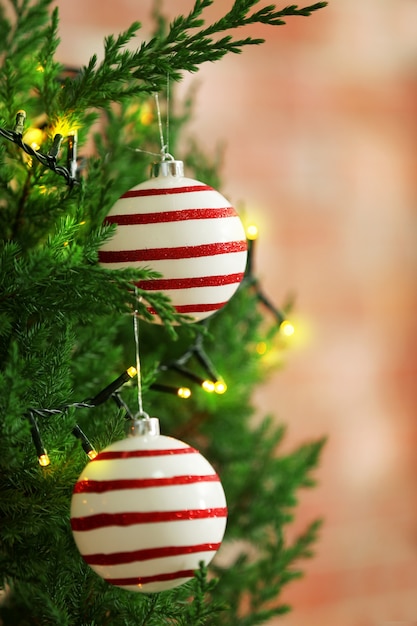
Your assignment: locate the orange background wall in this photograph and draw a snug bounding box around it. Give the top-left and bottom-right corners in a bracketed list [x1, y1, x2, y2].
[54, 1, 417, 624]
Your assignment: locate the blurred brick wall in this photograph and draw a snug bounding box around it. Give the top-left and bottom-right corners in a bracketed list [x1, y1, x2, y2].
[55, 1, 417, 624]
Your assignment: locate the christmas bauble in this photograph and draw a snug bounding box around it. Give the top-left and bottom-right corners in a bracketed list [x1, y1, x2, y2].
[98, 159, 247, 322]
[70, 418, 227, 593]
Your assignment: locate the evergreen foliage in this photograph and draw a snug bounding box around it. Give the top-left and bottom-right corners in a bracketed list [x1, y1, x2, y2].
[0, 1, 326, 623]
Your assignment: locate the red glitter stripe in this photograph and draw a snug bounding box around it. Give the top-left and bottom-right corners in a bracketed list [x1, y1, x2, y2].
[136, 272, 244, 291]
[93, 447, 197, 461]
[73, 475, 219, 494]
[106, 569, 196, 586]
[121, 185, 212, 198]
[71, 508, 228, 531]
[105, 207, 236, 225]
[84, 542, 221, 566]
[174, 302, 226, 313]
[98, 240, 247, 263]
[147, 301, 227, 315]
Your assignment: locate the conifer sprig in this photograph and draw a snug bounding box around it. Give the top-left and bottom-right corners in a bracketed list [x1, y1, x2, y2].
[60, 1, 327, 113]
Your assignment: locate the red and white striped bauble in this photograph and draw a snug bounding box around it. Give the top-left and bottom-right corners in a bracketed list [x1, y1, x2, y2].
[98, 160, 247, 322]
[70, 418, 227, 593]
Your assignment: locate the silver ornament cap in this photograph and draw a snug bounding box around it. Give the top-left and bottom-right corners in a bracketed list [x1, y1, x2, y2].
[151, 157, 184, 179]
[127, 416, 160, 438]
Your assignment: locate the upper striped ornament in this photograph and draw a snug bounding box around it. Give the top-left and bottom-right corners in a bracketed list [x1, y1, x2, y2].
[98, 160, 247, 322]
[70, 417, 227, 593]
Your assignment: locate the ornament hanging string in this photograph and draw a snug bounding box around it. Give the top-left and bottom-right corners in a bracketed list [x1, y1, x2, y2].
[166, 72, 170, 155]
[130, 80, 172, 161]
[153, 74, 171, 159]
[133, 288, 149, 420]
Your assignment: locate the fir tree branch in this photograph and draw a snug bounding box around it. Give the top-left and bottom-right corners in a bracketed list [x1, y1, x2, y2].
[59, 1, 327, 114]
[138, 594, 159, 626]
[0, 0, 54, 117]
[34, 7, 63, 117]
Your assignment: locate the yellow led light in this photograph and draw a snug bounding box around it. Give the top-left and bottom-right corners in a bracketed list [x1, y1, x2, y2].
[256, 341, 267, 355]
[23, 127, 44, 151]
[177, 387, 191, 399]
[140, 103, 154, 126]
[36, 63, 45, 73]
[127, 366, 137, 378]
[51, 119, 79, 138]
[214, 380, 227, 394]
[79, 220, 86, 226]
[201, 380, 215, 393]
[246, 224, 258, 240]
[280, 320, 295, 337]
[87, 449, 98, 460]
[38, 453, 50, 467]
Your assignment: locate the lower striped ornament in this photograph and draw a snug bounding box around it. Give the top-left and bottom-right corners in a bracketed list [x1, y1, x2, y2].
[70, 427, 227, 593]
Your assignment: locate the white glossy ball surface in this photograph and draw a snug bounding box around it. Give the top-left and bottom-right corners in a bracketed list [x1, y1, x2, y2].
[70, 432, 227, 593]
[99, 172, 247, 322]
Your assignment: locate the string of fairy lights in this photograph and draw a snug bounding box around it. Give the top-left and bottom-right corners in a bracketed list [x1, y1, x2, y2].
[0, 110, 79, 187]
[27, 367, 138, 466]
[1, 109, 295, 467]
[25, 342, 230, 468]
